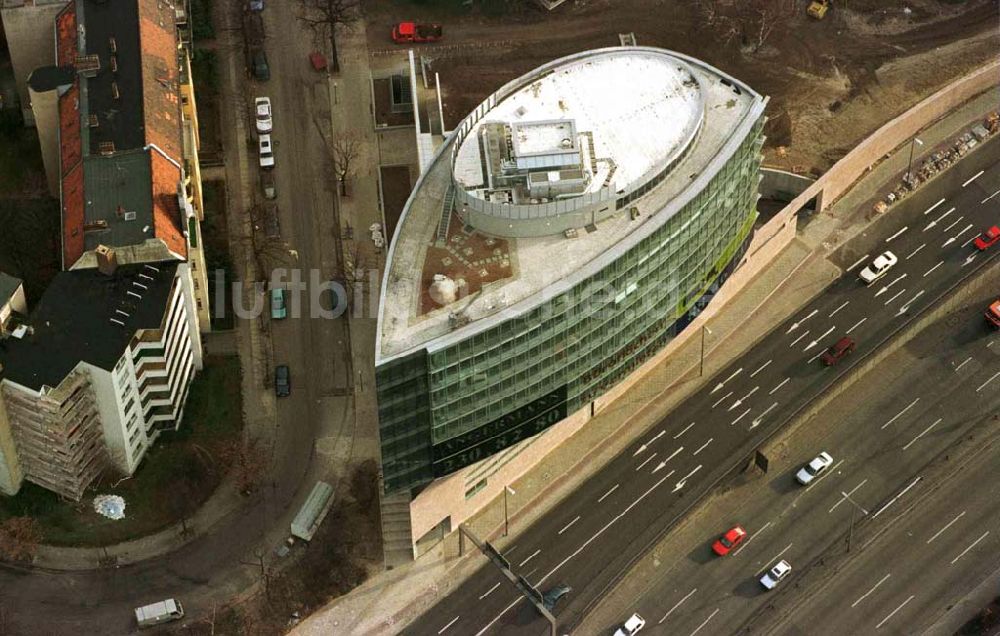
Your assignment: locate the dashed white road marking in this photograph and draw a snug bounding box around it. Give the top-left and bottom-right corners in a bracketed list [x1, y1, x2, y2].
[439, 616, 460, 634]
[881, 398, 919, 429]
[954, 357, 973, 372]
[712, 391, 733, 409]
[733, 521, 771, 556]
[884, 288, 907, 305]
[762, 543, 793, 570]
[518, 549, 540, 567]
[731, 408, 751, 426]
[830, 479, 869, 513]
[885, 226, 908, 242]
[962, 234, 981, 248]
[977, 371, 1000, 393]
[479, 582, 501, 600]
[846, 317, 868, 334]
[750, 402, 779, 429]
[750, 359, 772, 377]
[598, 483, 619, 503]
[674, 422, 695, 439]
[923, 261, 943, 278]
[924, 207, 955, 231]
[927, 511, 966, 545]
[951, 531, 989, 565]
[790, 330, 810, 348]
[902, 417, 942, 450]
[876, 595, 915, 629]
[692, 438, 713, 456]
[659, 588, 697, 624]
[846, 255, 869, 273]
[829, 300, 849, 318]
[805, 326, 836, 351]
[769, 377, 790, 395]
[962, 169, 984, 187]
[923, 198, 945, 215]
[941, 215, 963, 234]
[688, 608, 720, 636]
[558, 516, 581, 535]
[982, 188, 1000, 204]
[636, 452, 657, 472]
[852, 573, 891, 608]
[905, 243, 926, 259]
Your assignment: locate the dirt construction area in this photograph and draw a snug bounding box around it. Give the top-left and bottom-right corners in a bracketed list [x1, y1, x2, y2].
[364, 0, 997, 174]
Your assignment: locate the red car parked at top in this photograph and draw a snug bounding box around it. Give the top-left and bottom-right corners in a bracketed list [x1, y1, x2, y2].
[712, 525, 747, 556]
[973, 225, 1000, 251]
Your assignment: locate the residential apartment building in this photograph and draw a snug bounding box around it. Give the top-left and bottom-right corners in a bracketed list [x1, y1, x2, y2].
[0, 0, 211, 499]
[0, 259, 200, 499]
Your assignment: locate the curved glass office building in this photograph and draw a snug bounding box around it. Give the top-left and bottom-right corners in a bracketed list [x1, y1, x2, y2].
[376, 47, 766, 522]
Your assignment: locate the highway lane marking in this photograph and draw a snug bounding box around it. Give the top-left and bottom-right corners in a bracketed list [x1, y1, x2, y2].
[829, 300, 850, 318]
[692, 438, 713, 456]
[883, 288, 907, 306]
[786, 309, 819, 333]
[905, 243, 926, 260]
[829, 479, 869, 513]
[954, 357, 973, 372]
[926, 511, 966, 544]
[789, 330, 810, 348]
[872, 476, 921, 519]
[846, 254, 870, 273]
[944, 223, 975, 248]
[632, 430, 666, 456]
[712, 391, 734, 409]
[438, 616, 460, 634]
[674, 422, 695, 439]
[897, 290, 925, 315]
[761, 543, 793, 571]
[658, 588, 697, 624]
[885, 226, 908, 242]
[597, 484, 619, 503]
[731, 408, 752, 426]
[750, 359, 773, 377]
[769, 377, 790, 395]
[518, 549, 540, 567]
[804, 326, 836, 351]
[652, 448, 685, 474]
[902, 417, 942, 450]
[732, 521, 771, 556]
[688, 608, 720, 636]
[750, 402, 779, 429]
[674, 465, 703, 492]
[977, 371, 1000, 393]
[636, 452, 657, 472]
[881, 398, 919, 429]
[924, 207, 955, 231]
[729, 386, 759, 411]
[875, 594, 915, 629]
[962, 253, 978, 268]
[941, 215, 963, 234]
[846, 317, 868, 334]
[807, 348, 827, 364]
[558, 516, 581, 535]
[479, 582, 501, 600]
[875, 273, 907, 297]
[923, 198, 945, 215]
[951, 531, 990, 565]
[711, 368, 744, 394]
[961, 234, 980, 248]
[923, 261, 943, 277]
[982, 188, 1000, 204]
[852, 573, 891, 608]
[962, 169, 984, 187]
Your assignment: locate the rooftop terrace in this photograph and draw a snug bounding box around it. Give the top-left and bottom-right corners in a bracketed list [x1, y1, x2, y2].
[378, 48, 765, 362]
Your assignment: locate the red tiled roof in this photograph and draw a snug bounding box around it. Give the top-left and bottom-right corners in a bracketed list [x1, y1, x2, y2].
[61, 163, 85, 268]
[56, 4, 76, 67]
[149, 150, 187, 259]
[138, 0, 183, 164]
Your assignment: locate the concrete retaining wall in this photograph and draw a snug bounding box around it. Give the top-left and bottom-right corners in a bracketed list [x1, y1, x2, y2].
[760, 167, 815, 202]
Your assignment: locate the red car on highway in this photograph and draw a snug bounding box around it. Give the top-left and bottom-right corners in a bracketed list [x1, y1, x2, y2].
[712, 525, 747, 556]
[973, 225, 1000, 251]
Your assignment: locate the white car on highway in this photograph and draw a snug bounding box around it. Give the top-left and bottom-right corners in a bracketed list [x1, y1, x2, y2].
[859, 250, 898, 284]
[760, 560, 791, 590]
[254, 96, 272, 133]
[795, 451, 834, 485]
[258, 134, 275, 169]
[613, 613, 646, 635]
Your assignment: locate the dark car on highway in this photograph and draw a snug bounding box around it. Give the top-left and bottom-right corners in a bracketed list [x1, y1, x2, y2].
[275, 365, 290, 397]
[821, 336, 855, 366]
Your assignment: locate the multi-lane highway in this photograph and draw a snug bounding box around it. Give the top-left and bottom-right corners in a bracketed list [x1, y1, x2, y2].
[406, 138, 1000, 636]
[578, 283, 999, 635]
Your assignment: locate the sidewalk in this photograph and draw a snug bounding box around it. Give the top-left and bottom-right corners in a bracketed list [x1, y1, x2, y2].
[295, 86, 1000, 636]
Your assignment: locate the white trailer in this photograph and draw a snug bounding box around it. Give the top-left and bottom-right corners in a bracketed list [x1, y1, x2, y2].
[135, 599, 184, 628]
[291, 481, 335, 542]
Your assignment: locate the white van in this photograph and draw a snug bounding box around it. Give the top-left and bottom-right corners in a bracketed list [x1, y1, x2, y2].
[135, 599, 184, 628]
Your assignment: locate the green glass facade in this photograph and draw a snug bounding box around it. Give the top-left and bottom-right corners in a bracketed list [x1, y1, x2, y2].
[378, 116, 765, 496]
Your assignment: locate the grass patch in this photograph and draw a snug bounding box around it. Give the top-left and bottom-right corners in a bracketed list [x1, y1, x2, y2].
[0, 356, 244, 547]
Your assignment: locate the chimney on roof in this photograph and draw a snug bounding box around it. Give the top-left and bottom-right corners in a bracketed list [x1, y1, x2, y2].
[96, 245, 119, 276]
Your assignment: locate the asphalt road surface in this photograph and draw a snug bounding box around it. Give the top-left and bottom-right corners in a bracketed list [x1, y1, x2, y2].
[576, 282, 1000, 635]
[405, 139, 1000, 636]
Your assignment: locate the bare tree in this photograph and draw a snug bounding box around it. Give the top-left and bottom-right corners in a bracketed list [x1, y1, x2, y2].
[0, 517, 41, 562]
[331, 136, 360, 197]
[219, 437, 269, 495]
[167, 477, 200, 538]
[296, 0, 359, 73]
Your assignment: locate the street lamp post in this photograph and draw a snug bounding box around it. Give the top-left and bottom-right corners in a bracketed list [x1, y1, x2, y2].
[905, 137, 924, 186]
[503, 486, 516, 537]
[700, 325, 713, 377]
